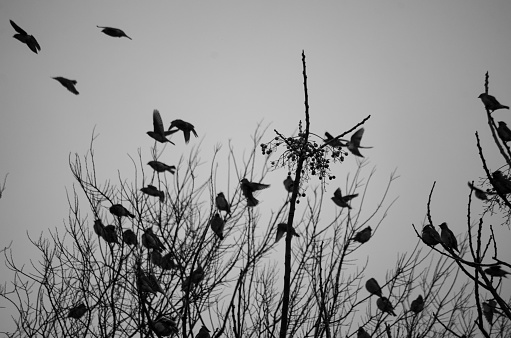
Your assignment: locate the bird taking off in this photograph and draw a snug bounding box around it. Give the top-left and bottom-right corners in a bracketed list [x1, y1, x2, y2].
[97, 26, 132, 40]
[167, 119, 198, 144]
[147, 110, 175, 144]
[325, 128, 373, 157]
[479, 93, 509, 112]
[240, 178, 270, 207]
[10, 20, 40, 54]
[331, 188, 358, 209]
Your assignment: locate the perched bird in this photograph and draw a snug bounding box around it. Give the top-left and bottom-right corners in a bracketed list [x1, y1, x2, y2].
[410, 295, 424, 314]
[478, 93, 509, 112]
[147, 110, 175, 144]
[53, 77, 79, 95]
[142, 228, 165, 252]
[161, 252, 178, 270]
[482, 299, 496, 325]
[365, 278, 383, 297]
[195, 325, 211, 338]
[137, 270, 164, 293]
[240, 178, 270, 207]
[167, 119, 198, 143]
[210, 213, 225, 240]
[10, 20, 40, 54]
[67, 302, 87, 319]
[93, 219, 105, 238]
[377, 296, 396, 316]
[97, 25, 132, 40]
[148, 160, 176, 174]
[150, 250, 162, 267]
[275, 222, 300, 243]
[353, 226, 372, 244]
[110, 204, 135, 218]
[190, 265, 205, 284]
[283, 175, 294, 193]
[357, 327, 371, 338]
[439, 222, 459, 253]
[492, 171, 511, 194]
[484, 265, 509, 278]
[331, 188, 358, 209]
[122, 229, 138, 246]
[497, 121, 511, 142]
[102, 225, 119, 244]
[467, 182, 488, 200]
[421, 224, 442, 246]
[154, 316, 178, 336]
[215, 192, 231, 214]
[141, 184, 165, 202]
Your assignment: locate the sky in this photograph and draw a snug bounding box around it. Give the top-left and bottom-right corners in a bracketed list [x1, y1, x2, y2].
[1, 0, 511, 334]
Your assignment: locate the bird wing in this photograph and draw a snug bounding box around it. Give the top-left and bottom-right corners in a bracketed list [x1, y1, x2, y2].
[333, 188, 343, 199]
[350, 128, 365, 147]
[153, 110, 165, 135]
[10, 20, 27, 35]
[29, 36, 41, 53]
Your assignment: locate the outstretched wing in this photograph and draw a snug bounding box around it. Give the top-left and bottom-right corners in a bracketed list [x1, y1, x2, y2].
[153, 109, 165, 135]
[10, 20, 27, 35]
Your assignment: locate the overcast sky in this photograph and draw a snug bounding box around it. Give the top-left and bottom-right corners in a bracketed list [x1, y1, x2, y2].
[1, 0, 511, 333]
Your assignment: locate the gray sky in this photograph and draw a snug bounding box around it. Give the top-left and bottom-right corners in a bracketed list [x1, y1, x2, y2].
[1, 0, 510, 333]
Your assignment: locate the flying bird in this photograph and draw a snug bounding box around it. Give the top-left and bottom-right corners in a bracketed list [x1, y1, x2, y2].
[325, 128, 373, 157]
[497, 121, 511, 142]
[122, 229, 138, 246]
[357, 327, 371, 338]
[10, 20, 40, 54]
[102, 225, 119, 244]
[148, 160, 176, 174]
[141, 184, 165, 202]
[492, 170, 511, 194]
[215, 192, 231, 214]
[421, 224, 442, 246]
[97, 25, 132, 40]
[275, 222, 300, 243]
[377, 296, 396, 316]
[67, 302, 87, 319]
[365, 278, 383, 297]
[147, 110, 175, 144]
[210, 213, 225, 240]
[240, 178, 270, 207]
[324, 131, 344, 148]
[283, 175, 294, 193]
[195, 326, 211, 338]
[467, 182, 488, 200]
[410, 295, 424, 314]
[484, 265, 509, 278]
[331, 188, 358, 209]
[353, 226, 372, 244]
[53, 77, 79, 95]
[478, 93, 509, 112]
[93, 219, 105, 238]
[142, 228, 165, 252]
[167, 119, 198, 143]
[439, 222, 459, 253]
[109, 204, 135, 218]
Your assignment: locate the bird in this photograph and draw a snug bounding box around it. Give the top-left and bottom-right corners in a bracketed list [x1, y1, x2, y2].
[365, 278, 383, 297]
[240, 178, 270, 207]
[148, 160, 176, 174]
[150, 250, 162, 267]
[109, 204, 135, 218]
[137, 270, 164, 293]
[210, 213, 225, 240]
[377, 296, 396, 316]
[67, 302, 87, 319]
[102, 225, 119, 244]
[478, 93, 509, 112]
[324, 131, 344, 148]
[410, 295, 424, 314]
[154, 316, 178, 336]
[353, 226, 372, 244]
[357, 327, 371, 338]
[53, 77, 79, 95]
[190, 265, 205, 284]
[283, 175, 294, 193]
[140, 184, 165, 202]
[439, 222, 459, 253]
[147, 110, 175, 144]
[492, 170, 511, 194]
[275, 222, 300, 243]
[482, 299, 496, 325]
[195, 325, 211, 338]
[497, 121, 511, 142]
[484, 265, 509, 278]
[167, 119, 198, 143]
[344, 128, 373, 157]
[331, 188, 358, 209]
[215, 192, 231, 214]
[161, 252, 178, 270]
[142, 228, 165, 252]
[122, 229, 138, 246]
[421, 224, 442, 246]
[97, 25, 132, 40]
[93, 219, 105, 238]
[467, 182, 488, 200]
[10, 20, 40, 54]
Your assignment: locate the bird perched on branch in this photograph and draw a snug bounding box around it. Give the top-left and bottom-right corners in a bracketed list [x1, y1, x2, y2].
[67, 302, 87, 319]
[353, 226, 372, 244]
[53, 77, 79, 95]
[492, 170, 511, 194]
[275, 222, 300, 243]
[215, 192, 231, 214]
[147, 110, 175, 144]
[357, 327, 371, 338]
[484, 265, 509, 278]
[110, 204, 135, 218]
[210, 213, 225, 240]
[122, 229, 138, 246]
[154, 315, 178, 336]
[150, 250, 162, 267]
[365, 278, 383, 297]
[93, 219, 105, 238]
[141, 184, 165, 202]
[10, 20, 40, 54]
[102, 225, 119, 244]
[167, 119, 198, 143]
[331, 188, 358, 209]
[439, 222, 459, 253]
[148, 160, 176, 174]
[142, 228, 165, 252]
[421, 224, 442, 246]
[191, 265, 205, 284]
[137, 270, 164, 293]
[195, 326, 211, 338]
[482, 299, 497, 325]
[377, 297, 396, 316]
[97, 25, 132, 39]
[478, 93, 509, 112]
[467, 182, 489, 200]
[240, 178, 270, 207]
[410, 295, 424, 314]
[497, 121, 511, 142]
[283, 175, 294, 193]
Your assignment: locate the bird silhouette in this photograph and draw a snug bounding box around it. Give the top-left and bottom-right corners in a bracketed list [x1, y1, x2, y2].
[161, 252, 178, 270]
[478, 93, 509, 112]
[377, 297, 396, 316]
[482, 299, 496, 325]
[421, 224, 442, 246]
[148, 160, 176, 174]
[357, 327, 371, 338]
[122, 229, 138, 246]
[150, 250, 163, 267]
[93, 219, 105, 238]
[492, 170, 511, 194]
[10, 20, 40, 54]
[410, 295, 424, 314]
[497, 121, 511, 142]
[147, 110, 175, 144]
[439, 222, 459, 253]
[102, 225, 119, 244]
[167, 119, 198, 143]
[467, 182, 489, 200]
[53, 77, 79, 95]
[141, 184, 165, 202]
[283, 175, 294, 193]
[67, 302, 87, 319]
[215, 192, 231, 214]
[210, 213, 225, 240]
[331, 188, 358, 209]
[324, 131, 344, 148]
[97, 25, 132, 39]
[240, 178, 270, 207]
[275, 222, 300, 243]
[137, 270, 164, 293]
[142, 228, 165, 252]
[325, 128, 372, 157]
[365, 278, 383, 297]
[484, 265, 509, 278]
[154, 316, 178, 336]
[353, 226, 372, 244]
[191, 265, 205, 284]
[195, 325, 211, 338]
[110, 204, 135, 218]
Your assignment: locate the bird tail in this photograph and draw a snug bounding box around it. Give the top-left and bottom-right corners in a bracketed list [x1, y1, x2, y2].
[247, 196, 259, 207]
